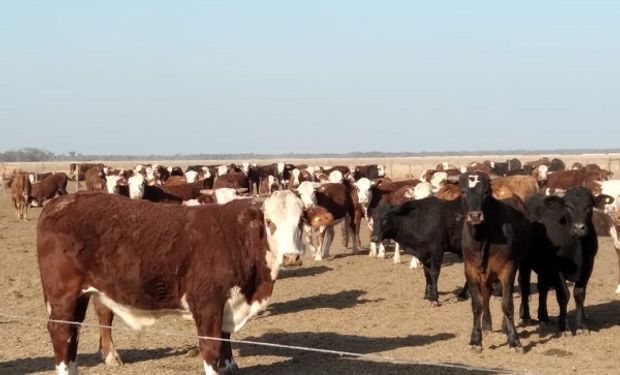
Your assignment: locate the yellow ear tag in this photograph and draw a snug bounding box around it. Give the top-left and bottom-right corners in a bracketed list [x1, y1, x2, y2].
[312, 216, 321, 224]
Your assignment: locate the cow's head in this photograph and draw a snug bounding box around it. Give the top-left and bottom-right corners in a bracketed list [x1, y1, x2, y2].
[262, 191, 304, 272]
[294, 181, 319, 209]
[127, 173, 146, 199]
[328, 170, 343, 183]
[413, 182, 432, 199]
[217, 165, 228, 176]
[459, 172, 491, 225]
[370, 203, 398, 243]
[594, 194, 615, 213]
[105, 175, 124, 194]
[377, 164, 386, 177]
[354, 178, 373, 211]
[185, 170, 198, 183]
[564, 187, 595, 237]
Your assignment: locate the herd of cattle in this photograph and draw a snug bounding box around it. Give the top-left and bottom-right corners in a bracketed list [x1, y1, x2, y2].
[4, 157, 620, 375]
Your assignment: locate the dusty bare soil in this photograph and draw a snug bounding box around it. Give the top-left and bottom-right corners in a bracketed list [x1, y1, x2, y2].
[0, 188, 619, 375]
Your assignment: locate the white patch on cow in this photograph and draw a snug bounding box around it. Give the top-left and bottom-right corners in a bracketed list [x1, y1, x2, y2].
[306, 166, 317, 176]
[55, 361, 77, 375]
[81, 287, 191, 330]
[46, 301, 52, 317]
[601, 180, 620, 213]
[468, 175, 480, 188]
[201, 166, 212, 179]
[167, 166, 173, 173]
[103, 167, 109, 175]
[183, 199, 201, 206]
[135, 164, 144, 172]
[442, 162, 450, 170]
[537, 165, 549, 181]
[413, 182, 432, 199]
[277, 162, 285, 175]
[204, 362, 217, 375]
[460, 166, 467, 173]
[393, 243, 401, 264]
[291, 168, 301, 187]
[106, 175, 122, 194]
[328, 170, 343, 183]
[616, 284, 620, 294]
[266, 175, 276, 193]
[377, 164, 386, 177]
[185, 170, 198, 183]
[28, 174, 35, 184]
[241, 162, 250, 174]
[377, 242, 386, 258]
[296, 181, 318, 209]
[355, 178, 372, 206]
[431, 172, 448, 189]
[262, 191, 304, 279]
[215, 188, 238, 204]
[145, 167, 155, 182]
[128, 173, 146, 199]
[490, 161, 495, 168]
[217, 165, 228, 176]
[369, 242, 377, 257]
[222, 286, 270, 333]
[410, 256, 421, 269]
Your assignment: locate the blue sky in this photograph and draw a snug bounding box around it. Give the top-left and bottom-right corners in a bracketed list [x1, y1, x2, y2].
[1, 1, 619, 155]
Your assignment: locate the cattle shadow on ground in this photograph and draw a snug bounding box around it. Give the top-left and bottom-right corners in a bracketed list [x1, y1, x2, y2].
[262, 290, 383, 318]
[238, 355, 502, 375]
[278, 265, 333, 280]
[236, 331, 456, 359]
[0, 347, 179, 374]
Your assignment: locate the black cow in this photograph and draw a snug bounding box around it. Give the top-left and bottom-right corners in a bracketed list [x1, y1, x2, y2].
[548, 158, 566, 172]
[459, 172, 529, 352]
[370, 197, 465, 305]
[519, 187, 598, 335]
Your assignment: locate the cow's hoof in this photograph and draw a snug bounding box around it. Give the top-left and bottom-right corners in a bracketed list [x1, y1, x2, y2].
[469, 345, 483, 353]
[429, 301, 440, 307]
[393, 258, 401, 264]
[559, 330, 573, 338]
[538, 320, 552, 329]
[104, 349, 123, 367]
[575, 328, 590, 336]
[519, 318, 535, 326]
[220, 359, 239, 375]
[510, 346, 524, 354]
[377, 253, 386, 259]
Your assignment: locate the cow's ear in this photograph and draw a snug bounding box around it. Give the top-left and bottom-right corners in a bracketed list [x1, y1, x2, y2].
[303, 208, 334, 228]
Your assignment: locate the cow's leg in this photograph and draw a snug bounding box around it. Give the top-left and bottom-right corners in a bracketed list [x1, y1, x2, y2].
[341, 222, 349, 248]
[92, 297, 122, 366]
[369, 242, 378, 257]
[345, 214, 360, 254]
[573, 283, 589, 334]
[553, 274, 570, 335]
[537, 277, 550, 325]
[317, 226, 334, 260]
[354, 209, 362, 248]
[194, 306, 224, 375]
[465, 268, 484, 351]
[481, 282, 492, 332]
[218, 332, 237, 374]
[377, 240, 387, 258]
[427, 255, 441, 306]
[47, 293, 89, 375]
[422, 265, 433, 301]
[518, 264, 533, 325]
[499, 268, 522, 351]
[393, 242, 401, 264]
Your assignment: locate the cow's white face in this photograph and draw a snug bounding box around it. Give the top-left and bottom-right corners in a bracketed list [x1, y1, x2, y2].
[217, 165, 228, 176]
[145, 167, 155, 182]
[291, 169, 301, 187]
[377, 165, 386, 177]
[262, 191, 304, 278]
[537, 165, 549, 181]
[241, 162, 250, 174]
[128, 173, 146, 199]
[106, 175, 123, 194]
[276, 162, 285, 175]
[296, 181, 318, 209]
[355, 178, 372, 206]
[28, 174, 35, 184]
[185, 170, 198, 183]
[328, 170, 343, 183]
[215, 188, 238, 204]
[201, 166, 212, 179]
[414, 182, 432, 199]
[430, 171, 448, 189]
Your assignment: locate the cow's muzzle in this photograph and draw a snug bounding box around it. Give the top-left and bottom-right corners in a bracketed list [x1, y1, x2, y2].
[570, 223, 588, 237]
[282, 253, 302, 267]
[466, 211, 485, 224]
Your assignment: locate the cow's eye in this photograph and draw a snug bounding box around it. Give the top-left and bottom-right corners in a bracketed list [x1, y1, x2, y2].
[265, 219, 276, 234]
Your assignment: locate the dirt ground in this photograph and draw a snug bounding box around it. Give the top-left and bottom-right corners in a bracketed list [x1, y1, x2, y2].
[0, 186, 619, 374]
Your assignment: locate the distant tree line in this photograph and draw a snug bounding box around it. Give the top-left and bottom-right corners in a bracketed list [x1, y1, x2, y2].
[2, 147, 620, 162]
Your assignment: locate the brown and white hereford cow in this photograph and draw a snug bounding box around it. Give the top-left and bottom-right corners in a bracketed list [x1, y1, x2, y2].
[37, 191, 311, 375]
[29, 173, 69, 207]
[11, 172, 31, 220]
[295, 181, 361, 260]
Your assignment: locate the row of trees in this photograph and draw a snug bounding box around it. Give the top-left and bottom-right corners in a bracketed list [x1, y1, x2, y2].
[2, 147, 620, 162]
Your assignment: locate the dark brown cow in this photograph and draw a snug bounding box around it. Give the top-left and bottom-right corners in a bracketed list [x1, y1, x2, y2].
[37, 191, 309, 374]
[141, 180, 207, 203]
[11, 172, 31, 220]
[459, 172, 530, 352]
[84, 167, 106, 191]
[69, 163, 105, 183]
[214, 172, 249, 190]
[29, 173, 69, 207]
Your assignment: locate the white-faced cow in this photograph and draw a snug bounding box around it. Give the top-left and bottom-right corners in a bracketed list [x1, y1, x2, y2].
[37, 191, 317, 375]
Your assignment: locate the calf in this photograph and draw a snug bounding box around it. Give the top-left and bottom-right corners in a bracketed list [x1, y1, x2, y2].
[29, 173, 69, 207]
[459, 172, 529, 352]
[520, 187, 599, 334]
[11, 172, 31, 220]
[295, 181, 360, 260]
[370, 197, 464, 304]
[37, 191, 308, 375]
